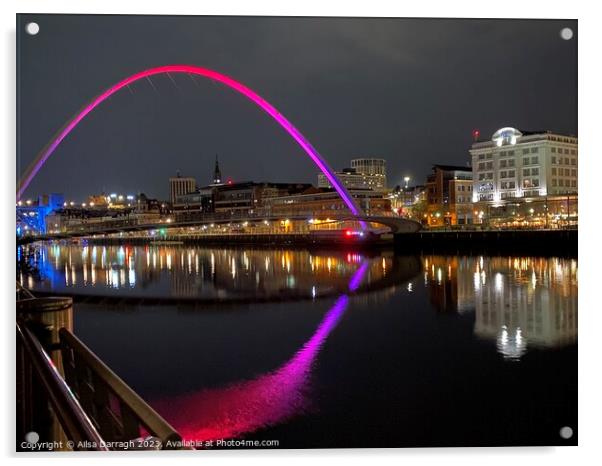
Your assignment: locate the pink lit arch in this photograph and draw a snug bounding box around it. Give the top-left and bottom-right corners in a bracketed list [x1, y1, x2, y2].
[17, 65, 363, 218]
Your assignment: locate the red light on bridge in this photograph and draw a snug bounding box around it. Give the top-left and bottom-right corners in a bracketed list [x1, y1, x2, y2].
[344, 229, 364, 238]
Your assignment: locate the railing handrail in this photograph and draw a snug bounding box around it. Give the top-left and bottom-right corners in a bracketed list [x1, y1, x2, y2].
[58, 328, 182, 446]
[16, 322, 108, 450]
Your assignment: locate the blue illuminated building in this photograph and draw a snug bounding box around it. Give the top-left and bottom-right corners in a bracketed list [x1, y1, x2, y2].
[16, 193, 64, 236]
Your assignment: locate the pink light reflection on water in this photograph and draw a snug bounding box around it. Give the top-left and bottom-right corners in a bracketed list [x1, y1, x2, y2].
[152, 261, 368, 442]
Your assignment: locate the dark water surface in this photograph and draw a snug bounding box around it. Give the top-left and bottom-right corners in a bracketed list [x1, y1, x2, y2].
[19, 243, 578, 447]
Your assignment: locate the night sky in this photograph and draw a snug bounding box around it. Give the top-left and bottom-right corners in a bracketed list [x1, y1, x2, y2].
[17, 15, 577, 201]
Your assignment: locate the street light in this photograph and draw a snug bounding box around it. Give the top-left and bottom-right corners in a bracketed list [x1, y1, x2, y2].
[404, 176, 410, 189]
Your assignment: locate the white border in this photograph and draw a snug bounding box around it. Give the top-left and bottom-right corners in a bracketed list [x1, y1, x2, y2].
[2, 1, 601, 465]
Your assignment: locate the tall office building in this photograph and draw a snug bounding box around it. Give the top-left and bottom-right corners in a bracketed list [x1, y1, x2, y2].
[351, 158, 387, 189]
[169, 173, 196, 205]
[317, 158, 387, 191]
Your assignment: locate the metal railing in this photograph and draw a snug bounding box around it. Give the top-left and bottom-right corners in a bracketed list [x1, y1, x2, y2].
[17, 284, 185, 450]
[59, 328, 183, 449]
[16, 322, 108, 451]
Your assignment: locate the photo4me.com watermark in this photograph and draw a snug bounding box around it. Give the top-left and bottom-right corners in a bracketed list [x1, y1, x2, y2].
[19, 431, 280, 451]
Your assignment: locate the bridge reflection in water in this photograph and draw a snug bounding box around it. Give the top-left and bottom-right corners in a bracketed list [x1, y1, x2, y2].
[151, 263, 367, 442]
[18, 243, 577, 447]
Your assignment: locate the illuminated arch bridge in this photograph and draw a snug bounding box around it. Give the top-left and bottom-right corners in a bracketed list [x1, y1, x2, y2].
[17, 65, 422, 238]
[18, 65, 364, 214]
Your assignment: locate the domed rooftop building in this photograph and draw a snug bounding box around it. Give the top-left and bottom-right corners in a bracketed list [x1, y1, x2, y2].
[469, 126, 578, 228]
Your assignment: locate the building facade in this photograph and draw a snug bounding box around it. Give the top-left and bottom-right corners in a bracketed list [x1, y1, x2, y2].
[318, 158, 387, 191]
[175, 188, 214, 213]
[265, 187, 391, 218]
[169, 174, 196, 205]
[425, 165, 473, 226]
[470, 127, 578, 201]
[470, 127, 578, 227]
[351, 158, 387, 188]
[211, 182, 312, 215]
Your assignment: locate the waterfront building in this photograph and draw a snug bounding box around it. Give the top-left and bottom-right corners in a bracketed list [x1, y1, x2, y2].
[470, 127, 578, 226]
[169, 173, 197, 205]
[265, 186, 391, 218]
[167, 181, 314, 220]
[44, 193, 168, 233]
[174, 188, 214, 213]
[425, 165, 473, 226]
[318, 158, 387, 191]
[212, 182, 311, 215]
[16, 193, 64, 235]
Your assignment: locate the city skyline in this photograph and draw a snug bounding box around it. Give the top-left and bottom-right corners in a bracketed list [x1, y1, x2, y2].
[18, 15, 577, 200]
[15, 14, 579, 451]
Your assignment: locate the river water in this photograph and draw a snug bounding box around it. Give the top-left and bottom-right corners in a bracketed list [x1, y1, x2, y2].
[18, 242, 578, 447]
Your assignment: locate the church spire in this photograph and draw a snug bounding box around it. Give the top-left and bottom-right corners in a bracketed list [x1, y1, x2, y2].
[213, 154, 222, 184]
